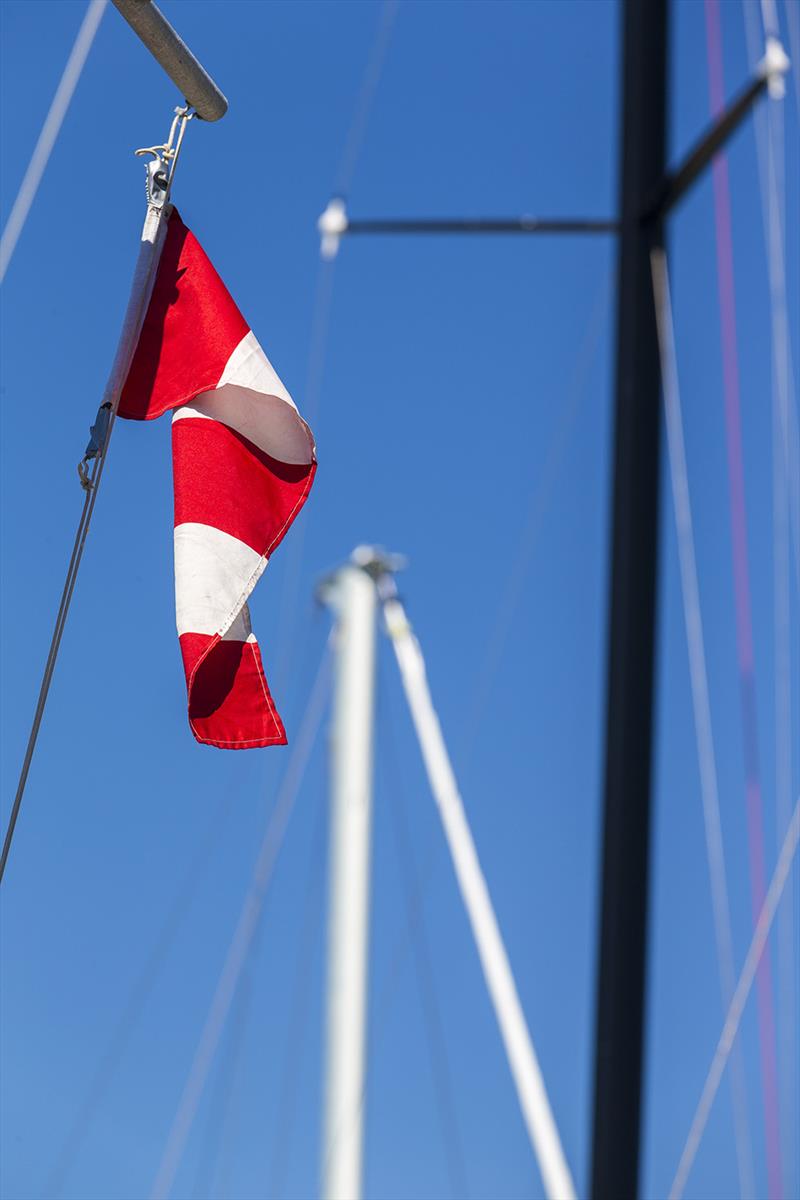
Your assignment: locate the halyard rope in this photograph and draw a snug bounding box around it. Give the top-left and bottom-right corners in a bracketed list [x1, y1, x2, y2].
[1, 112, 192, 884]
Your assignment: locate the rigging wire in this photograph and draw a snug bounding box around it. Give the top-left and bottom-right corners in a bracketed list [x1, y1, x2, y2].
[186, 626, 329, 1200]
[318, 276, 610, 1192]
[669, 796, 800, 1200]
[459, 274, 610, 762]
[742, 3, 799, 1193]
[705, 5, 783, 1194]
[40, 785, 239, 1199]
[1, 109, 192, 884]
[42, 621, 326, 1198]
[785, 0, 800, 114]
[272, 0, 400, 702]
[334, 0, 400, 198]
[183, 626, 326, 1200]
[651, 246, 755, 1200]
[272, 255, 337, 699]
[378, 664, 471, 1200]
[1, 478, 93, 883]
[265, 788, 328, 1200]
[0, 0, 107, 284]
[149, 641, 332, 1200]
[191, 902, 268, 1200]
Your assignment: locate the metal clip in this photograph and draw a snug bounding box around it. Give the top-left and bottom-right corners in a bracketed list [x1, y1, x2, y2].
[78, 401, 112, 490]
[135, 104, 194, 209]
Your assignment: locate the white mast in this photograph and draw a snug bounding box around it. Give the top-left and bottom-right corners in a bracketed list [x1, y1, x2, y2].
[377, 567, 577, 1200]
[318, 547, 392, 1200]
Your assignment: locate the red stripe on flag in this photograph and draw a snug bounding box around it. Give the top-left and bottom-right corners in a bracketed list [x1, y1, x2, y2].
[119, 209, 248, 421]
[172, 416, 314, 556]
[179, 632, 286, 748]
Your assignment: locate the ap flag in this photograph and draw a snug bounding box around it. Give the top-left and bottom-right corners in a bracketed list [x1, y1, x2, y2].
[118, 209, 316, 749]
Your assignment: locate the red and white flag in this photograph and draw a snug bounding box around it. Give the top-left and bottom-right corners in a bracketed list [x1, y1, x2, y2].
[118, 209, 316, 749]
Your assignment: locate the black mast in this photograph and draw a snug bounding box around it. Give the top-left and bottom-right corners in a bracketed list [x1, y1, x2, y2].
[314, 6, 782, 1192]
[590, 1, 667, 1197]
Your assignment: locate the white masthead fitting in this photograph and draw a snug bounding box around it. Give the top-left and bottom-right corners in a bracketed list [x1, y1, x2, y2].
[759, 36, 790, 100]
[318, 197, 348, 260]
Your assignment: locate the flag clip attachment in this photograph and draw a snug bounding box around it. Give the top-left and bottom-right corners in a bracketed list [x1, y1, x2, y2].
[78, 402, 112, 490]
[135, 105, 194, 210]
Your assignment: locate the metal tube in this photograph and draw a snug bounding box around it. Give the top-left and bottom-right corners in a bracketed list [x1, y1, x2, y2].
[320, 556, 378, 1200]
[651, 72, 767, 217]
[346, 217, 618, 235]
[111, 0, 227, 121]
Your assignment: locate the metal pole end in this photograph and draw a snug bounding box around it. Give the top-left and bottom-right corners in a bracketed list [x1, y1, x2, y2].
[112, 0, 228, 122]
[760, 36, 790, 99]
[318, 197, 348, 260]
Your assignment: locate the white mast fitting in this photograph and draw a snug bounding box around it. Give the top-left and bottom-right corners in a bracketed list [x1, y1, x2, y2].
[318, 548, 393, 1200]
[377, 566, 577, 1200]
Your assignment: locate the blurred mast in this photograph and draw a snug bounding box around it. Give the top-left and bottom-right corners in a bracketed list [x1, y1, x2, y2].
[590, 4, 668, 1198]
[591, 5, 789, 1198]
[317, 549, 386, 1200]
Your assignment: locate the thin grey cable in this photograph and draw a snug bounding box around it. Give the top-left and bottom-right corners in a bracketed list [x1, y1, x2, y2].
[334, 0, 400, 197]
[1, 114, 192, 884]
[191, 903, 267, 1200]
[459, 275, 610, 764]
[41, 786, 237, 1198]
[149, 643, 332, 1200]
[0, 0, 107, 283]
[265, 789, 328, 1199]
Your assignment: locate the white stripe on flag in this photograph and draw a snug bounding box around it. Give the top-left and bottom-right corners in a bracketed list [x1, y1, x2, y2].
[174, 522, 265, 638]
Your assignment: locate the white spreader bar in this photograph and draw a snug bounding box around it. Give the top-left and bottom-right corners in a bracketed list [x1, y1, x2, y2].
[380, 580, 576, 1200]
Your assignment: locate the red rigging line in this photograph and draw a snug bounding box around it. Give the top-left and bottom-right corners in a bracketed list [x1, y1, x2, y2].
[704, 3, 783, 1196]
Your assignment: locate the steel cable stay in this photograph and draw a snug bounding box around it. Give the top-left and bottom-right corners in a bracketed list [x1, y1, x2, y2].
[45, 601, 315, 1186]
[786, 0, 800, 112]
[670, 796, 800, 1200]
[148, 642, 332, 1200]
[651, 247, 755, 1200]
[705, 4, 784, 1193]
[272, 0, 401, 702]
[193, 684, 329, 1200]
[39, 616, 326, 1197]
[0, 102, 194, 885]
[182, 624, 330, 1200]
[458, 273, 611, 767]
[314, 278, 611, 1200]
[0, 0, 108, 284]
[264, 792, 328, 1200]
[743, 2, 799, 1193]
[41, 784, 236, 1199]
[334, 0, 400, 199]
[271, 254, 338, 700]
[190, 900, 268, 1200]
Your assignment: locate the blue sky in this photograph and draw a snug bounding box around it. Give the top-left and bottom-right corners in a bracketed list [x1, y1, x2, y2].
[0, 2, 798, 1199]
